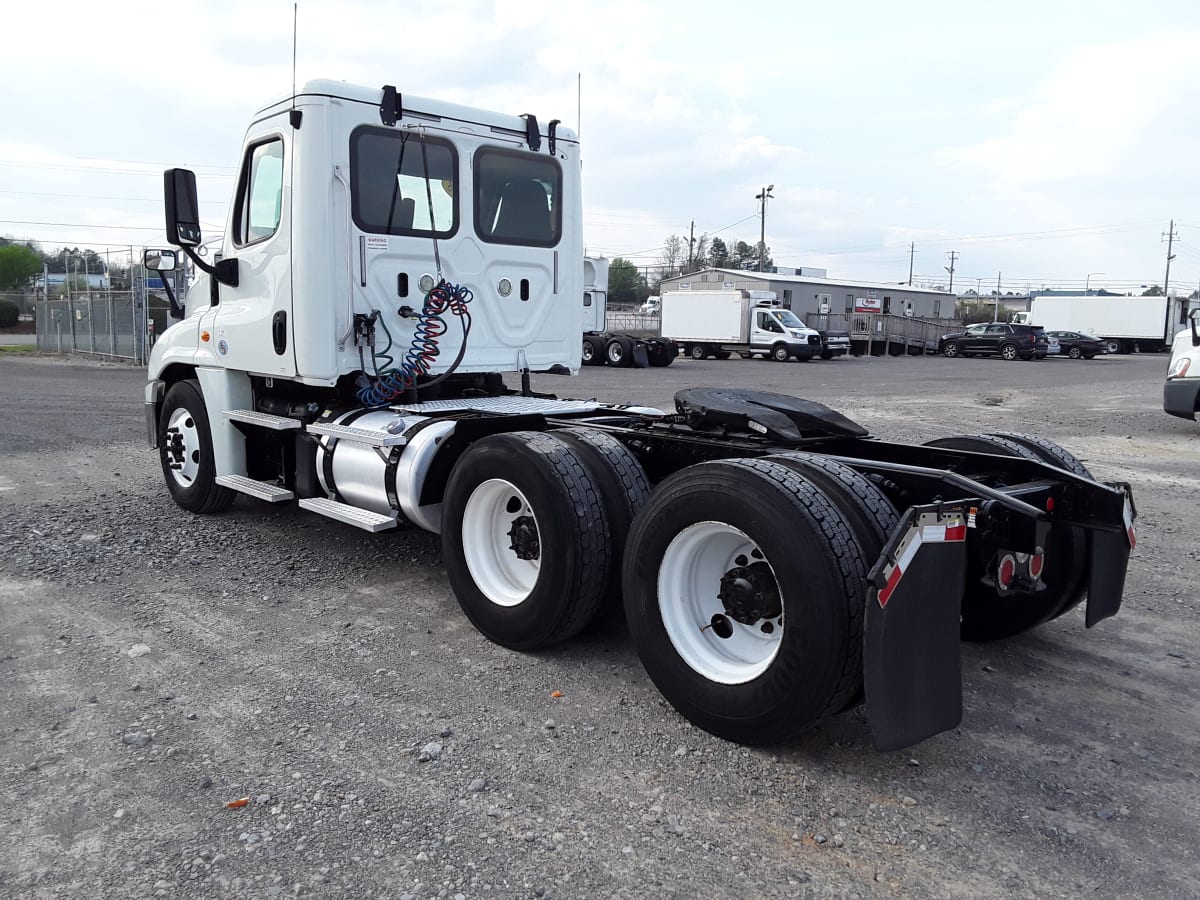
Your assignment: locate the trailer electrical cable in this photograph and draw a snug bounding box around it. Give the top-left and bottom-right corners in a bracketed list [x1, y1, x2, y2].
[356, 280, 474, 406]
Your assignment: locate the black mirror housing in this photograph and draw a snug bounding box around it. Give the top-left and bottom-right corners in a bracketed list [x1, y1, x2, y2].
[164, 168, 202, 247]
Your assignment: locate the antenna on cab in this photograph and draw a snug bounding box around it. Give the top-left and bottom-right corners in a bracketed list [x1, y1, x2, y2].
[289, 3, 302, 129]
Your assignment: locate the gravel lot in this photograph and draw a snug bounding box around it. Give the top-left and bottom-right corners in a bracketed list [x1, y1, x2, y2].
[1, 351, 1198, 899]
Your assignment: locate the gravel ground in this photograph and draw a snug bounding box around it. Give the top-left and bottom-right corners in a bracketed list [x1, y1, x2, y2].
[1, 351, 1198, 899]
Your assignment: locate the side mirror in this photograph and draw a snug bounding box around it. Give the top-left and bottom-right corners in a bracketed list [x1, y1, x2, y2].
[1190, 307, 1199, 347]
[143, 249, 177, 272]
[163, 168, 202, 247]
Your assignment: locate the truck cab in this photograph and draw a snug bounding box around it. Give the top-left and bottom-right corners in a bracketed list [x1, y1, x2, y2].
[1165, 309, 1200, 419]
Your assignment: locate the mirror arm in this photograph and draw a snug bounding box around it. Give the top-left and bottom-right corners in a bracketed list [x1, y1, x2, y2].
[160, 273, 185, 320]
[181, 245, 239, 288]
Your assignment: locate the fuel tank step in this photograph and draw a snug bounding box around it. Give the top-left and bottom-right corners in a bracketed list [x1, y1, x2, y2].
[298, 497, 398, 532]
[224, 409, 303, 430]
[306, 422, 408, 447]
[215, 475, 295, 502]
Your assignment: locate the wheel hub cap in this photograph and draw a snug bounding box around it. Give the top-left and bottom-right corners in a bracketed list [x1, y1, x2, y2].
[657, 522, 784, 684]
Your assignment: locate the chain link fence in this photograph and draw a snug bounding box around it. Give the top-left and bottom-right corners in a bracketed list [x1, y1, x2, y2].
[35, 292, 171, 365]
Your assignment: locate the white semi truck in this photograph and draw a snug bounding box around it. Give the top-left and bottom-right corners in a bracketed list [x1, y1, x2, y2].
[144, 79, 1137, 751]
[580, 256, 677, 367]
[1164, 309, 1200, 419]
[660, 289, 823, 361]
[1013, 294, 1183, 354]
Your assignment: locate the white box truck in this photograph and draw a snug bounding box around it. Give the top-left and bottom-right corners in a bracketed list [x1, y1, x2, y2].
[661, 289, 823, 361]
[1014, 295, 1182, 354]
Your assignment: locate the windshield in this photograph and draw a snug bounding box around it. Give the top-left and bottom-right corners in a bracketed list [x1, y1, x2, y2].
[774, 310, 804, 328]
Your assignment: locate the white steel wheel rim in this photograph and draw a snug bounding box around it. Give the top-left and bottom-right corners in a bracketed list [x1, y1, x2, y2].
[462, 478, 540, 607]
[165, 407, 201, 487]
[658, 522, 783, 684]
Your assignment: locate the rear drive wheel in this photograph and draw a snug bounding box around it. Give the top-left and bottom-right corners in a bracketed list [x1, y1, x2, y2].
[1000, 343, 1019, 361]
[923, 434, 1087, 641]
[442, 432, 611, 649]
[689, 344, 710, 360]
[582, 336, 605, 366]
[622, 459, 868, 744]
[942, 341, 959, 358]
[1104, 339, 1121, 355]
[647, 341, 676, 367]
[606, 336, 634, 367]
[158, 379, 235, 514]
[553, 427, 651, 610]
[771, 344, 791, 362]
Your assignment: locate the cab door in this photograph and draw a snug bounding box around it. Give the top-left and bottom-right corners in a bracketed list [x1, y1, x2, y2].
[211, 116, 295, 377]
[751, 309, 783, 349]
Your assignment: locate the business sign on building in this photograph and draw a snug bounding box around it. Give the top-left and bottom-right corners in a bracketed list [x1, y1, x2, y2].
[854, 296, 883, 313]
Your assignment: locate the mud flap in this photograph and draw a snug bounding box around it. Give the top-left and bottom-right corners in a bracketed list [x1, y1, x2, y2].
[632, 342, 650, 367]
[1085, 489, 1136, 627]
[865, 506, 969, 752]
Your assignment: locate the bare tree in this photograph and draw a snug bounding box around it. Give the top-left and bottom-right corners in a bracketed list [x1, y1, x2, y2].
[658, 235, 685, 280]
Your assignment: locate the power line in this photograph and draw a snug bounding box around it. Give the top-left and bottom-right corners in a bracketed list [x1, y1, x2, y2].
[0, 188, 227, 206]
[0, 160, 232, 178]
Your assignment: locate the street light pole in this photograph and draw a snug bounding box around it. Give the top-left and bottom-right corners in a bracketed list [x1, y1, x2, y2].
[1086, 272, 1103, 293]
[755, 184, 774, 272]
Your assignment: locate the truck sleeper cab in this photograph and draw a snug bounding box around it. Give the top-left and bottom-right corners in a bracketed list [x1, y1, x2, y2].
[145, 80, 1137, 754]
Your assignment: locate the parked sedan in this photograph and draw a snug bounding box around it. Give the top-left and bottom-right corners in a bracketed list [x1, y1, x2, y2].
[938, 323, 1049, 360]
[1043, 330, 1108, 359]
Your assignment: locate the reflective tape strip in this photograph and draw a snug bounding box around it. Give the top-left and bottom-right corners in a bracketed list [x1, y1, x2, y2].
[878, 516, 966, 609]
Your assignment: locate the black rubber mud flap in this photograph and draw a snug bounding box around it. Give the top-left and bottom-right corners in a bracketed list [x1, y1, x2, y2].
[674, 388, 868, 442]
[632, 342, 650, 368]
[1085, 487, 1136, 627]
[865, 505, 969, 752]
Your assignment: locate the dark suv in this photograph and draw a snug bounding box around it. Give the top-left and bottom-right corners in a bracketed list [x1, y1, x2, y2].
[938, 323, 1049, 360]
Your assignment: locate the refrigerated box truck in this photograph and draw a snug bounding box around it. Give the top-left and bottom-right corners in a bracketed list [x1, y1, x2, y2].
[661, 290, 822, 361]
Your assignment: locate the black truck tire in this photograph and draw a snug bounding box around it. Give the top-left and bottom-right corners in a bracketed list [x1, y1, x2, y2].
[923, 433, 1087, 641]
[766, 453, 899, 566]
[989, 432, 1093, 621]
[582, 335, 605, 366]
[689, 344, 709, 360]
[553, 427, 651, 611]
[442, 432, 611, 649]
[647, 340, 676, 367]
[606, 336, 634, 367]
[158, 379, 235, 514]
[771, 344, 791, 362]
[622, 459, 868, 744]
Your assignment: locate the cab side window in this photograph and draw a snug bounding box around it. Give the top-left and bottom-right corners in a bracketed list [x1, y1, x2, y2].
[235, 139, 284, 246]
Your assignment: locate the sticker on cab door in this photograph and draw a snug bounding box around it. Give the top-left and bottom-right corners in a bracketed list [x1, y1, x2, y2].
[366, 236, 389, 252]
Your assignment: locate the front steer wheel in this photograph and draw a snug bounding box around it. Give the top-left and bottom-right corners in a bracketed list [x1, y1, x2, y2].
[157, 379, 234, 514]
[622, 459, 869, 744]
[442, 432, 611, 650]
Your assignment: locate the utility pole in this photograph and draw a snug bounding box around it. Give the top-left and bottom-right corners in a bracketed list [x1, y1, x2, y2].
[994, 271, 1002, 321]
[756, 185, 774, 272]
[1162, 219, 1178, 342]
[687, 220, 695, 272]
[944, 250, 958, 295]
[908, 242, 916, 285]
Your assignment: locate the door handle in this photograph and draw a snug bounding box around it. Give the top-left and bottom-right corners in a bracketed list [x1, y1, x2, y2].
[272, 311, 287, 355]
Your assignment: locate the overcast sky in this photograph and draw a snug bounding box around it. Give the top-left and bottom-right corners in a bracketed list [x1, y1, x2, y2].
[2, 0, 1198, 294]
